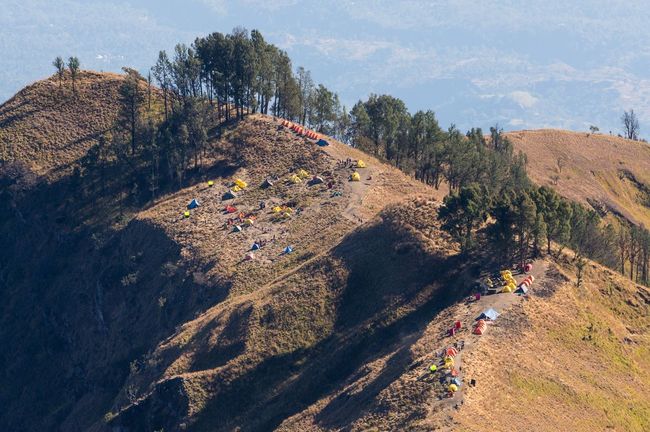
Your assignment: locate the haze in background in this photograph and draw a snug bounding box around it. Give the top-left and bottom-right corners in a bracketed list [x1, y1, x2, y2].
[3, 0, 650, 134]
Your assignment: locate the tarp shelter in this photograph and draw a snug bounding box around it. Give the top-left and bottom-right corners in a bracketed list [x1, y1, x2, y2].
[515, 285, 529, 295]
[317, 139, 329, 147]
[452, 377, 462, 387]
[187, 199, 200, 209]
[223, 190, 237, 200]
[310, 176, 324, 185]
[245, 252, 255, 261]
[233, 225, 242, 232]
[234, 179, 248, 189]
[357, 159, 367, 168]
[225, 205, 237, 213]
[251, 243, 260, 250]
[524, 263, 533, 273]
[283, 246, 293, 254]
[262, 179, 274, 188]
[351, 172, 361, 181]
[479, 308, 500, 321]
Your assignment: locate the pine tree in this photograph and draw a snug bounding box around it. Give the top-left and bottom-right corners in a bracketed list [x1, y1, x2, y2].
[67, 57, 80, 95]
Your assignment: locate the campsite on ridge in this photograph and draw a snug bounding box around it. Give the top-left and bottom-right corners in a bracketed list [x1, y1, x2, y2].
[0, 23, 649, 432]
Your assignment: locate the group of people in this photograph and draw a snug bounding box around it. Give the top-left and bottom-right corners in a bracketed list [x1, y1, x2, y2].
[337, 158, 360, 168]
[421, 337, 467, 399]
[225, 212, 256, 226]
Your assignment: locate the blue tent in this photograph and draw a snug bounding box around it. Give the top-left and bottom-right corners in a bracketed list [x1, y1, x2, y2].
[251, 243, 260, 250]
[452, 377, 462, 387]
[316, 139, 329, 147]
[187, 199, 200, 209]
[478, 308, 500, 321]
[283, 246, 293, 254]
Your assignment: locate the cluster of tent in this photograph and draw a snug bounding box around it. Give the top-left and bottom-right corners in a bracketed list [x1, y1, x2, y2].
[427, 344, 463, 396]
[288, 169, 311, 184]
[272, 205, 294, 219]
[281, 119, 320, 140]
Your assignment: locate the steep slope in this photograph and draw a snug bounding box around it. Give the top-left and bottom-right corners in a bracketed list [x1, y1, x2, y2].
[0, 73, 452, 431]
[508, 129, 650, 225]
[1, 75, 649, 432]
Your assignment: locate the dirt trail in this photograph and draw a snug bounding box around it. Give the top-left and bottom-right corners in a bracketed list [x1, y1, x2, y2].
[416, 259, 549, 424]
[318, 138, 376, 224]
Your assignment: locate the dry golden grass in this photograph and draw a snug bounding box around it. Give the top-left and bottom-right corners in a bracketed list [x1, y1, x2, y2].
[3, 73, 648, 431]
[508, 129, 650, 226]
[456, 257, 650, 432]
[0, 71, 124, 177]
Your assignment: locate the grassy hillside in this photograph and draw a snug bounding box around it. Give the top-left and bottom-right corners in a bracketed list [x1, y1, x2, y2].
[1, 73, 648, 431]
[507, 129, 650, 226]
[0, 71, 124, 177]
[457, 256, 650, 431]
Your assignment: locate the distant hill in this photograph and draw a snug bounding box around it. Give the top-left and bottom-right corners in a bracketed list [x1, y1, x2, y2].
[0, 73, 648, 431]
[508, 129, 650, 227]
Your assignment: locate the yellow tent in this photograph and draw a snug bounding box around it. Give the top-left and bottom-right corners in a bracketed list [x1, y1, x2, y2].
[244, 218, 254, 226]
[290, 174, 301, 183]
[273, 206, 282, 213]
[448, 384, 458, 392]
[297, 169, 310, 179]
[502, 286, 513, 293]
[357, 159, 367, 168]
[444, 357, 455, 368]
[283, 207, 293, 213]
[351, 172, 361, 181]
[207, 180, 214, 187]
[232, 185, 242, 192]
[234, 179, 248, 189]
[183, 211, 190, 218]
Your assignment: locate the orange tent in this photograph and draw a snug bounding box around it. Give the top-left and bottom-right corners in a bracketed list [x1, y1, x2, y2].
[446, 347, 458, 357]
[473, 319, 487, 335]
